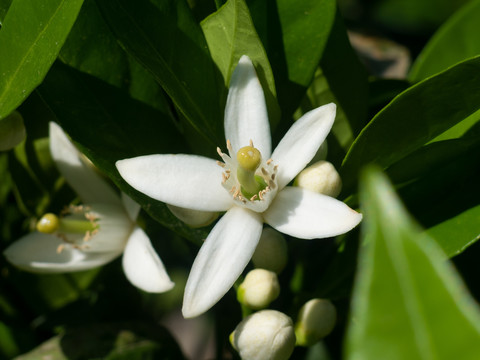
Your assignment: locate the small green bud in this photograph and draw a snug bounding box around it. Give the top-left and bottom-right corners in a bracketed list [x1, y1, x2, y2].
[167, 204, 218, 228]
[237, 269, 280, 310]
[232, 310, 295, 360]
[295, 298, 337, 346]
[0, 111, 26, 151]
[252, 228, 288, 273]
[295, 161, 342, 198]
[36, 213, 60, 234]
[237, 145, 261, 172]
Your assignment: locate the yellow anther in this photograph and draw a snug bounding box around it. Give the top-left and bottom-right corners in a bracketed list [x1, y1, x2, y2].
[36, 213, 60, 234]
[237, 146, 261, 172]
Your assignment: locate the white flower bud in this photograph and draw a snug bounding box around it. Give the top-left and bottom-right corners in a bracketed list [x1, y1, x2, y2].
[237, 269, 280, 310]
[295, 299, 337, 346]
[231, 310, 296, 360]
[167, 204, 218, 228]
[0, 111, 26, 151]
[252, 228, 288, 274]
[295, 161, 342, 198]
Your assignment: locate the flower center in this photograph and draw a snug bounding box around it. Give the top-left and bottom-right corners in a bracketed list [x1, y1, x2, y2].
[236, 145, 267, 198]
[216, 140, 279, 212]
[36, 205, 100, 251]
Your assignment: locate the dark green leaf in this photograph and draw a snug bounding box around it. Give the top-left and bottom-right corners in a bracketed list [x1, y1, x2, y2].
[97, 0, 224, 145]
[341, 56, 480, 191]
[0, 0, 83, 120]
[345, 167, 480, 360]
[14, 322, 185, 360]
[409, 0, 480, 81]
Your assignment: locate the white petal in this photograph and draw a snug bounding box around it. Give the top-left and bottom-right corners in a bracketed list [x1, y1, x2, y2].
[263, 187, 362, 239]
[182, 207, 263, 318]
[116, 154, 233, 212]
[224, 56, 271, 158]
[121, 192, 141, 221]
[271, 103, 336, 189]
[3, 232, 120, 273]
[49, 122, 121, 206]
[122, 227, 174, 293]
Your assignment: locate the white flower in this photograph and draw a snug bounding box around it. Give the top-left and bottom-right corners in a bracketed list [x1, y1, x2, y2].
[3, 122, 174, 293]
[231, 309, 296, 360]
[116, 55, 362, 317]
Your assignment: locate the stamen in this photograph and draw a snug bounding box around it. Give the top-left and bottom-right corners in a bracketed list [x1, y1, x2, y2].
[227, 139, 232, 152]
[261, 167, 268, 176]
[222, 173, 227, 183]
[216, 161, 225, 168]
[250, 194, 258, 201]
[269, 180, 276, 189]
[217, 147, 223, 157]
[249, 139, 253, 147]
[230, 186, 236, 194]
[56, 244, 65, 254]
[271, 173, 276, 180]
[259, 191, 264, 200]
[266, 159, 273, 165]
[274, 165, 279, 172]
[233, 188, 241, 198]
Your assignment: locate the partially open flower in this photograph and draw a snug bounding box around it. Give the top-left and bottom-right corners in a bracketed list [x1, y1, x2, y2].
[3, 123, 174, 293]
[237, 269, 280, 310]
[252, 228, 288, 274]
[295, 298, 337, 346]
[231, 310, 295, 360]
[295, 161, 342, 198]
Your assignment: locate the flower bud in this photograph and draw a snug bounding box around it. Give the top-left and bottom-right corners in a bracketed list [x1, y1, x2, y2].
[167, 204, 218, 228]
[0, 111, 26, 151]
[295, 161, 342, 198]
[237, 269, 280, 310]
[295, 299, 337, 346]
[252, 228, 288, 274]
[231, 310, 296, 360]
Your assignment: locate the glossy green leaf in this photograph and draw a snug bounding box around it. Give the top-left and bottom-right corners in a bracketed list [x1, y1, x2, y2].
[97, 0, 223, 145]
[0, 0, 83, 120]
[341, 56, 480, 191]
[38, 63, 208, 243]
[409, 0, 480, 82]
[346, 167, 480, 360]
[201, 0, 279, 128]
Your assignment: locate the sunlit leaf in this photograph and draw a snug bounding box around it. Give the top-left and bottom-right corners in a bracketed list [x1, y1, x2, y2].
[0, 0, 83, 120]
[341, 56, 480, 191]
[345, 167, 480, 360]
[201, 0, 279, 128]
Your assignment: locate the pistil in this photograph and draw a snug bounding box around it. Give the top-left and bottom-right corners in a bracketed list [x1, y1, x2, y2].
[236, 144, 266, 198]
[36, 213, 99, 235]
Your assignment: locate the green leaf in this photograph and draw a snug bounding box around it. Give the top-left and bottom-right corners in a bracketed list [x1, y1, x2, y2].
[201, 0, 279, 129]
[247, 0, 337, 119]
[0, 0, 84, 120]
[345, 167, 480, 360]
[341, 56, 480, 191]
[38, 63, 208, 243]
[14, 322, 185, 360]
[319, 9, 369, 138]
[97, 0, 224, 145]
[409, 0, 480, 82]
